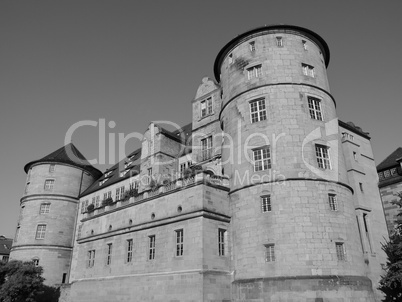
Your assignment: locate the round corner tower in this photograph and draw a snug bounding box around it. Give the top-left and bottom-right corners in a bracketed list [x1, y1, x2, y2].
[215, 25, 377, 301]
[10, 143, 102, 286]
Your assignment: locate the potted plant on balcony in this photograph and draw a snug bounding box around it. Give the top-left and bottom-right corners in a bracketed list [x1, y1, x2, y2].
[87, 203, 95, 213]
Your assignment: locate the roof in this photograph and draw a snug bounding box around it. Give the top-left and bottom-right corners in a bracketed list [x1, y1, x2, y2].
[213, 24, 330, 82]
[0, 236, 13, 255]
[377, 147, 402, 171]
[338, 120, 371, 140]
[24, 143, 102, 179]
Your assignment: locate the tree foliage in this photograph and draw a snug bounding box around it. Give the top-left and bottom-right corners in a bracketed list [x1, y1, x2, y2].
[379, 192, 402, 301]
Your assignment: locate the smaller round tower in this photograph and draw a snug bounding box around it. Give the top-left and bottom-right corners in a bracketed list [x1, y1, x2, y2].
[10, 143, 101, 286]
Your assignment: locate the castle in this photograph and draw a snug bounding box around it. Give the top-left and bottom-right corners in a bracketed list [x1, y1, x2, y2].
[10, 25, 389, 302]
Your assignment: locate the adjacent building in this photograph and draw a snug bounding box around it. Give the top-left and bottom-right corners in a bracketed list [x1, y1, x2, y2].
[11, 24, 389, 301]
[0, 236, 12, 262]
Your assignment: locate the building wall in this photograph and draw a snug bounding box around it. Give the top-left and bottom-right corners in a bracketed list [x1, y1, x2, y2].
[380, 181, 402, 232]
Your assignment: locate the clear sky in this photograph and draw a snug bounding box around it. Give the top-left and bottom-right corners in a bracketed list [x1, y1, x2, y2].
[1, 0, 401, 238]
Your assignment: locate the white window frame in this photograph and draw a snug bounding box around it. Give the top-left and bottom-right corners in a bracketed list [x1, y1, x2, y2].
[149, 235, 156, 260]
[40, 203, 51, 214]
[35, 224, 46, 239]
[315, 145, 331, 170]
[44, 179, 54, 191]
[106, 243, 112, 266]
[307, 96, 323, 121]
[265, 244, 275, 262]
[175, 229, 184, 257]
[49, 164, 55, 173]
[88, 250, 95, 268]
[328, 194, 338, 211]
[218, 229, 227, 256]
[249, 98, 267, 123]
[247, 64, 262, 80]
[249, 41, 255, 51]
[335, 242, 346, 261]
[261, 195, 271, 212]
[253, 147, 271, 171]
[127, 239, 133, 263]
[201, 136, 213, 161]
[201, 97, 213, 117]
[302, 63, 315, 77]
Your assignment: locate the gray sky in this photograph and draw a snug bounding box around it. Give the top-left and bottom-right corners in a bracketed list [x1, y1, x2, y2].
[1, 0, 402, 237]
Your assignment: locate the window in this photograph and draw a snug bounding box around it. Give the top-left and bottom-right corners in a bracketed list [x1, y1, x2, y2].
[228, 53, 233, 64]
[35, 225, 46, 239]
[315, 145, 331, 169]
[391, 168, 398, 176]
[62, 273, 67, 284]
[307, 97, 323, 121]
[218, 229, 227, 256]
[116, 188, 121, 201]
[302, 63, 315, 77]
[353, 151, 357, 161]
[88, 250, 95, 267]
[149, 235, 156, 260]
[276, 37, 283, 47]
[127, 239, 133, 263]
[265, 244, 275, 262]
[249, 98, 267, 123]
[342, 132, 354, 141]
[81, 200, 88, 214]
[253, 147, 271, 171]
[44, 179, 54, 191]
[201, 136, 213, 161]
[107, 191, 112, 199]
[249, 41, 255, 51]
[104, 170, 112, 177]
[2, 256, 9, 262]
[328, 194, 338, 211]
[261, 195, 272, 212]
[130, 182, 138, 191]
[147, 168, 152, 184]
[201, 97, 213, 117]
[103, 192, 107, 201]
[99, 178, 109, 186]
[106, 243, 112, 265]
[32, 258, 39, 266]
[302, 40, 307, 50]
[49, 164, 55, 172]
[175, 229, 184, 257]
[95, 196, 100, 208]
[40, 203, 50, 214]
[247, 65, 262, 80]
[335, 243, 346, 261]
[359, 182, 364, 192]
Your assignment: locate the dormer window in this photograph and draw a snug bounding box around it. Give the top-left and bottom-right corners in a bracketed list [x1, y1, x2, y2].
[104, 171, 112, 177]
[201, 97, 213, 118]
[99, 178, 109, 186]
[120, 170, 129, 177]
[125, 161, 132, 169]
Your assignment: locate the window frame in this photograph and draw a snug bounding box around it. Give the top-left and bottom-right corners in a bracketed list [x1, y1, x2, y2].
[247, 64, 262, 80]
[328, 194, 338, 211]
[87, 250, 95, 268]
[307, 96, 323, 121]
[249, 98, 267, 123]
[127, 239, 133, 263]
[148, 235, 156, 260]
[315, 145, 331, 170]
[276, 37, 283, 47]
[218, 228, 227, 256]
[39, 203, 51, 214]
[335, 242, 346, 261]
[49, 164, 55, 173]
[106, 243, 112, 266]
[175, 229, 184, 257]
[302, 63, 315, 77]
[201, 136, 213, 161]
[249, 41, 255, 52]
[265, 244, 275, 262]
[35, 224, 46, 240]
[44, 179, 55, 191]
[200, 97, 213, 118]
[253, 146, 272, 172]
[261, 195, 272, 213]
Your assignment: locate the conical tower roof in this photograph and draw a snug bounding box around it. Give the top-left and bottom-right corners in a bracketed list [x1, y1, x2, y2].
[24, 143, 102, 178]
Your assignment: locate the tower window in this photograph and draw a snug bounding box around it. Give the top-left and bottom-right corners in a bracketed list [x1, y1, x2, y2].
[228, 53, 233, 64]
[307, 97, 323, 121]
[106, 243, 112, 265]
[249, 98, 267, 123]
[95, 196, 100, 208]
[276, 37, 283, 47]
[44, 179, 54, 191]
[39, 203, 51, 214]
[147, 168, 152, 184]
[127, 239, 133, 263]
[35, 225, 46, 239]
[201, 136, 213, 161]
[249, 41, 255, 51]
[265, 244, 275, 262]
[149, 235, 156, 260]
[253, 147, 271, 172]
[175, 229, 184, 257]
[201, 97, 213, 117]
[328, 194, 338, 211]
[87, 250, 95, 268]
[359, 182, 364, 192]
[218, 229, 227, 256]
[261, 195, 272, 212]
[315, 145, 331, 169]
[335, 242, 346, 261]
[247, 65, 262, 80]
[302, 40, 307, 50]
[32, 258, 39, 266]
[49, 164, 55, 172]
[302, 63, 315, 77]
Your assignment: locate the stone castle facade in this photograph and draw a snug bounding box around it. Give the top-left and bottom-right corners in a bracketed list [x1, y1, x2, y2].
[10, 25, 389, 301]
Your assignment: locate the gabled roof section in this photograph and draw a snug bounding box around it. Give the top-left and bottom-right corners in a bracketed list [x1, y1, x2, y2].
[377, 147, 402, 171]
[0, 236, 13, 255]
[80, 148, 142, 197]
[24, 143, 102, 179]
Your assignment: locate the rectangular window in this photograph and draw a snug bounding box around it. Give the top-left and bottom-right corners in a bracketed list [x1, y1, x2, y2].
[250, 98, 267, 123]
[40, 203, 51, 214]
[378, 172, 384, 181]
[390, 168, 398, 176]
[384, 170, 390, 178]
[95, 196, 100, 208]
[302, 40, 307, 50]
[315, 145, 331, 169]
[175, 229, 184, 257]
[103, 192, 107, 200]
[328, 194, 338, 211]
[247, 64, 262, 80]
[201, 136, 213, 161]
[265, 244, 275, 262]
[116, 188, 120, 201]
[149, 235, 156, 260]
[147, 168, 152, 184]
[127, 239, 133, 263]
[49, 164, 55, 172]
[88, 250, 95, 268]
[276, 37, 283, 47]
[218, 229, 227, 256]
[261, 195, 272, 212]
[44, 179, 54, 191]
[249, 41, 255, 51]
[307, 97, 323, 121]
[35, 224, 46, 239]
[107, 191, 112, 199]
[106, 243, 112, 265]
[253, 147, 271, 171]
[201, 97, 213, 117]
[228, 53, 233, 64]
[335, 242, 346, 261]
[302, 63, 315, 77]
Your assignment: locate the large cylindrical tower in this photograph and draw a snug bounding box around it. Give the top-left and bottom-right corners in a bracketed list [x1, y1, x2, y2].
[10, 143, 101, 286]
[215, 25, 376, 301]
